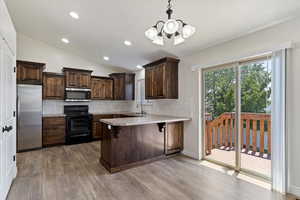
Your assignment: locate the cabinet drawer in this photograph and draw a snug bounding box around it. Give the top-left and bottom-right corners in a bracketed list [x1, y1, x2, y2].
[43, 117, 66, 146]
[43, 117, 65, 126]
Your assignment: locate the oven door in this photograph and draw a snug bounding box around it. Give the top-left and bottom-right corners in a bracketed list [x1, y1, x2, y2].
[65, 89, 91, 102]
[66, 116, 92, 137]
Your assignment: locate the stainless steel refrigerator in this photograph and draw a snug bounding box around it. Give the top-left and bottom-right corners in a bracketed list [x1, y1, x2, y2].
[17, 84, 42, 152]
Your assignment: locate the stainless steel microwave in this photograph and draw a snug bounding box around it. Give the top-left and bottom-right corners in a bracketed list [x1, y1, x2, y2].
[65, 88, 91, 102]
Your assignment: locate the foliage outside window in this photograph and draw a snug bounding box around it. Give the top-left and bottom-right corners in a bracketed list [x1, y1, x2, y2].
[204, 60, 271, 119]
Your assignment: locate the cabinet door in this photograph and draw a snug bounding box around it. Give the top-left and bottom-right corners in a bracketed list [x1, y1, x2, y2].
[105, 79, 113, 100]
[43, 74, 65, 99]
[65, 71, 80, 88]
[113, 76, 125, 100]
[165, 122, 183, 155]
[153, 64, 166, 98]
[79, 73, 91, 88]
[145, 67, 154, 98]
[92, 122, 102, 139]
[92, 78, 113, 100]
[17, 62, 43, 85]
[91, 78, 100, 99]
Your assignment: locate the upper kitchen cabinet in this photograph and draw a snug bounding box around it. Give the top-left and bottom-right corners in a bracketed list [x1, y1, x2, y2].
[43, 72, 65, 100]
[91, 76, 113, 100]
[109, 73, 135, 100]
[63, 68, 92, 89]
[17, 60, 45, 85]
[144, 57, 179, 99]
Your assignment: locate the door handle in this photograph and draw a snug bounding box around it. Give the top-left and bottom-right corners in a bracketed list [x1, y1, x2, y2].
[2, 125, 13, 133]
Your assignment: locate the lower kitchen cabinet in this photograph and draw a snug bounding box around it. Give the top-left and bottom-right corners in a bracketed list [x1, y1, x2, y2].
[92, 114, 113, 140]
[43, 116, 66, 147]
[92, 114, 131, 140]
[165, 122, 184, 155]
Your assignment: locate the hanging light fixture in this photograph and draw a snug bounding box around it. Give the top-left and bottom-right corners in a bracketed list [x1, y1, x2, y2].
[145, 0, 196, 46]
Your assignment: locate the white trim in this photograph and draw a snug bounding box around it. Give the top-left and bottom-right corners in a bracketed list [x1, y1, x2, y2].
[271, 49, 287, 193]
[182, 150, 200, 160]
[192, 42, 293, 71]
[289, 185, 300, 198]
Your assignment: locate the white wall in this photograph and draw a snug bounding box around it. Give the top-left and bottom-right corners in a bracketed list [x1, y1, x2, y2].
[17, 33, 135, 114]
[141, 17, 300, 196]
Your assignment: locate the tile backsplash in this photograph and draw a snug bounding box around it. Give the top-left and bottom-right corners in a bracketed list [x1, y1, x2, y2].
[43, 100, 136, 114]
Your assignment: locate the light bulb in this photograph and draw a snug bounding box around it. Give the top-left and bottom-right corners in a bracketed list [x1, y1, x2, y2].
[145, 27, 158, 41]
[152, 33, 164, 46]
[182, 24, 196, 38]
[163, 19, 179, 34]
[174, 32, 185, 45]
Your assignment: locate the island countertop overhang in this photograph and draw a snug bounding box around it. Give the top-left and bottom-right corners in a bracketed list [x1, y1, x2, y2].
[99, 114, 190, 126]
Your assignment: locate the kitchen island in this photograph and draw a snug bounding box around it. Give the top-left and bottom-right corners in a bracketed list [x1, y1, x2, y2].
[99, 114, 190, 173]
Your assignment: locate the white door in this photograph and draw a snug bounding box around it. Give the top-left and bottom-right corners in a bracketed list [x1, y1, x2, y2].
[0, 36, 17, 200]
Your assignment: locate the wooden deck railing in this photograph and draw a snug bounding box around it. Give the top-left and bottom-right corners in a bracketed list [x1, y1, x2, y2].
[205, 112, 271, 157]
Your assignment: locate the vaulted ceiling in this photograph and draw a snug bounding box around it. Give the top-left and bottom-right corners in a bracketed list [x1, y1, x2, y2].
[5, 0, 300, 70]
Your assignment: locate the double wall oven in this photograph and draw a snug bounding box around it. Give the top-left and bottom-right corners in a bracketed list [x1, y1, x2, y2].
[64, 105, 92, 144]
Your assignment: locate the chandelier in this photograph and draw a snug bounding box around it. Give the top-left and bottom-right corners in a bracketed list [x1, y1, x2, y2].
[145, 0, 196, 46]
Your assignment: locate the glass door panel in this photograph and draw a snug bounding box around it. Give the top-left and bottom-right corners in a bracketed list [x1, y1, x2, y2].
[203, 65, 237, 167]
[240, 59, 272, 178]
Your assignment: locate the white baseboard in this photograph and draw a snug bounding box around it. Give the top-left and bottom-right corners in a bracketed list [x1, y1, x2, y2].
[289, 185, 300, 198]
[182, 150, 200, 160]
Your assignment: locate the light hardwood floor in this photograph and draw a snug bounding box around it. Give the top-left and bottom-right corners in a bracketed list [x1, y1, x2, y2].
[7, 142, 295, 200]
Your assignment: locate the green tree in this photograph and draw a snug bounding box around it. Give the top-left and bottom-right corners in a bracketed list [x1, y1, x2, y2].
[205, 63, 271, 119]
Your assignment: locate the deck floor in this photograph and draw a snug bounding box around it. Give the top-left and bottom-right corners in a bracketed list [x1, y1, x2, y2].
[206, 149, 271, 177]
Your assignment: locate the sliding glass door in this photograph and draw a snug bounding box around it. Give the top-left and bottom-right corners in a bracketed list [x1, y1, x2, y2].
[240, 59, 272, 178]
[203, 64, 237, 168]
[202, 56, 272, 179]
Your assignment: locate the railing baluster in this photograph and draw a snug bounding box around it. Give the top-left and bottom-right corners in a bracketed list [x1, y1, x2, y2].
[219, 122, 223, 147]
[205, 122, 209, 155]
[253, 120, 257, 152]
[246, 119, 250, 150]
[207, 125, 212, 155]
[268, 120, 271, 154]
[224, 119, 228, 147]
[240, 119, 244, 149]
[230, 118, 233, 147]
[214, 126, 218, 148]
[260, 119, 265, 154]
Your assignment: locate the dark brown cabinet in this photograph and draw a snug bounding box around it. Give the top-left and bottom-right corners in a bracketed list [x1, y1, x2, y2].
[63, 68, 92, 89]
[43, 116, 66, 147]
[165, 122, 184, 155]
[43, 72, 65, 100]
[92, 114, 131, 140]
[91, 76, 113, 100]
[92, 114, 113, 140]
[17, 60, 45, 85]
[109, 73, 135, 100]
[144, 57, 179, 99]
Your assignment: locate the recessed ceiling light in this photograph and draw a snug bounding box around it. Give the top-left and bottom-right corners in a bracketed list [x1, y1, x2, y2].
[103, 56, 110, 61]
[136, 65, 143, 69]
[61, 38, 70, 44]
[124, 40, 132, 46]
[69, 11, 79, 19]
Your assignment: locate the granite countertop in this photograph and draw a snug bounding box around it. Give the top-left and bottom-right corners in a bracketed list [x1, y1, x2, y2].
[100, 114, 191, 126]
